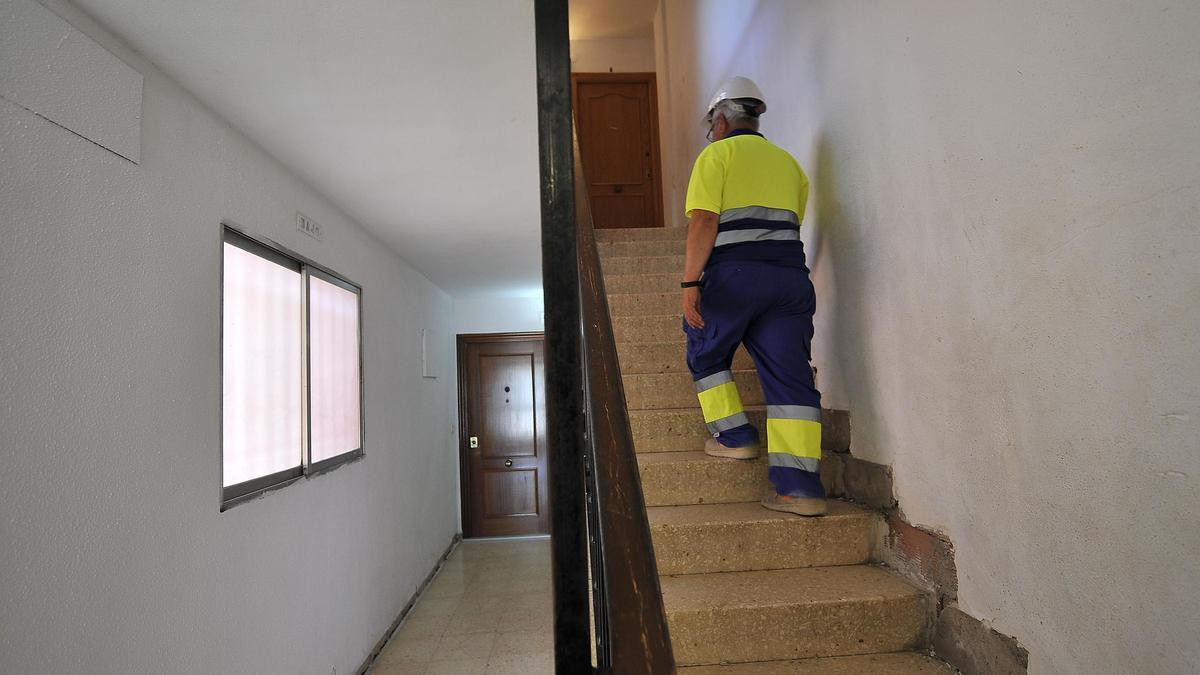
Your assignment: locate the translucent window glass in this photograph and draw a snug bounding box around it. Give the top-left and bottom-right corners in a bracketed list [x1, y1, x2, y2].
[308, 274, 362, 463]
[222, 241, 303, 487]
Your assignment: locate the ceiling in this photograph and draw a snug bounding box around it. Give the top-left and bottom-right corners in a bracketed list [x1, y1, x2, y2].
[70, 0, 659, 297]
[72, 0, 543, 296]
[569, 0, 658, 40]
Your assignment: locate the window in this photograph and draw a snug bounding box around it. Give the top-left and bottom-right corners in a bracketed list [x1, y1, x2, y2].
[221, 227, 363, 508]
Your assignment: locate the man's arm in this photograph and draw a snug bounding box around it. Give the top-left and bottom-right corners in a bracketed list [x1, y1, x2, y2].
[682, 209, 719, 329]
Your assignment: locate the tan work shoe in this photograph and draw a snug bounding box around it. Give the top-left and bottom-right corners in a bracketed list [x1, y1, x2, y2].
[761, 491, 827, 517]
[703, 436, 760, 460]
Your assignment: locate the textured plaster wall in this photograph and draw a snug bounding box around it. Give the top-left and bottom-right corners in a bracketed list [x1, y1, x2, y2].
[0, 2, 457, 673]
[654, 1, 1200, 673]
[570, 37, 656, 73]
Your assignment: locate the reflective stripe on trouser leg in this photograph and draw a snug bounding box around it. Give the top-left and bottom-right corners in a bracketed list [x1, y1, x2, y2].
[694, 370, 749, 437]
[766, 405, 825, 498]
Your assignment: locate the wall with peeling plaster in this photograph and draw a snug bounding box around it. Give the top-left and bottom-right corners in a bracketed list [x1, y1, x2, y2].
[653, 1, 1200, 673]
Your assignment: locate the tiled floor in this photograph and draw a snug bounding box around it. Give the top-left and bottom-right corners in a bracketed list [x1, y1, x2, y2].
[369, 537, 554, 675]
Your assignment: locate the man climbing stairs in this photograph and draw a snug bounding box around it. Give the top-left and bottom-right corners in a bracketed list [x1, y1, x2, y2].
[597, 226, 955, 673]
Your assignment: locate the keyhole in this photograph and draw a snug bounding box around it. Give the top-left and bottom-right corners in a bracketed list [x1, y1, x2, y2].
[504, 386, 510, 392]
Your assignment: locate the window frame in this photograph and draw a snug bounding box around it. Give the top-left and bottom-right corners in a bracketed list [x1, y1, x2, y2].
[220, 224, 365, 510]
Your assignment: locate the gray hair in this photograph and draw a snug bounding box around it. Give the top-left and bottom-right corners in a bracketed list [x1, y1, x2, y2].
[713, 98, 762, 131]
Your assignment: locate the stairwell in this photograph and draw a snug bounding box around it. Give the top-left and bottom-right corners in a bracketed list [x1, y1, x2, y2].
[597, 226, 955, 674]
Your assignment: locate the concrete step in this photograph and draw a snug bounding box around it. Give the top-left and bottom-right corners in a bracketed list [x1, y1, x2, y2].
[618, 342, 753, 374]
[608, 291, 678, 317]
[599, 239, 685, 258]
[604, 272, 681, 294]
[648, 501, 878, 575]
[594, 226, 688, 242]
[661, 565, 932, 666]
[602, 254, 685, 276]
[613, 314, 681, 344]
[624, 370, 763, 411]
[628, 407, 851, 455]
[679, 652, 955, 674]
[630, 407, 768, 453]
[639, 452, 769, 506]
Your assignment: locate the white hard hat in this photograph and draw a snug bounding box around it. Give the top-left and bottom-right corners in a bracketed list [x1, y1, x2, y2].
[704, 76, 767, 125]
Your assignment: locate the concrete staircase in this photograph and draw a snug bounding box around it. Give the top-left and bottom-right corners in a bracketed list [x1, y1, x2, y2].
[596, 227, 954, 674]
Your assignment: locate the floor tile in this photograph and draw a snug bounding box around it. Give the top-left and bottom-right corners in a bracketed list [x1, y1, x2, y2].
[378, 634, 441, 665]
[490, 629, 553, 658]
[485, 652, 554, 675]
[434, 632, 496, 661]
[369, 661, 427, 674]
[372, 538, 553, 675]
[442, 608, 502, 636]
[395, 613, 452, 639]
[408, 597, 462, 620]
[424, 658, 489, 675]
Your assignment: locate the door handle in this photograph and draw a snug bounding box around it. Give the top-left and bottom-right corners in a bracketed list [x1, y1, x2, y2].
[504, 459, 513, 468]
[613, 185, 623, 193]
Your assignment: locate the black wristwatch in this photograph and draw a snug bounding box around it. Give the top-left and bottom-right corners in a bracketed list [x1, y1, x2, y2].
[680, 280, 701, 288]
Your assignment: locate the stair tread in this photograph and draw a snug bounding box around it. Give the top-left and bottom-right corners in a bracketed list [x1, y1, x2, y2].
[594, 227, 688, 242]
[639, 450, 763, 466]
[678, 652, 954, 674]
[605, 271, 679, 279]
[628, 368, 758, 374]
[661, 565, 923, 612]
[647, 500, 869, 527]
[648, 500, 876, 575]
[631, 404, 768, 415]
[608, 289, 677, 298]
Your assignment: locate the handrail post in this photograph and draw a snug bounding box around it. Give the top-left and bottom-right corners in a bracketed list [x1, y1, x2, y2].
[535, 0, 591, 671]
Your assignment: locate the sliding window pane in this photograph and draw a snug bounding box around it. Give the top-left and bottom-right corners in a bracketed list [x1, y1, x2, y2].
[309, 274, 362, 463]
[222, 241, 303, 487]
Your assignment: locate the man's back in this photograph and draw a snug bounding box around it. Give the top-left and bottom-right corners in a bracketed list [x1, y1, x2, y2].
[685, 130, 810, 267]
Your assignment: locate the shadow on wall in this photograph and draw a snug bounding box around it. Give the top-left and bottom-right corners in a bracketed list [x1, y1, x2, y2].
[809, 131, 878, 435]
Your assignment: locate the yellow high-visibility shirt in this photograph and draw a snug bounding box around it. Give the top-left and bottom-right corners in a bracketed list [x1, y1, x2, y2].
[685, 130, 809, 267]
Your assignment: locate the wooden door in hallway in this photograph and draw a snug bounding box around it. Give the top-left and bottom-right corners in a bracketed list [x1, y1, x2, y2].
[457, 333, 548, 537]
[572, 73, 664, 229]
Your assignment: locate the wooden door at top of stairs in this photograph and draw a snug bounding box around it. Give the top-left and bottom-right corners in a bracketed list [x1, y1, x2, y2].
[457, 333, 548, 537]
[572, 73, 664, 229]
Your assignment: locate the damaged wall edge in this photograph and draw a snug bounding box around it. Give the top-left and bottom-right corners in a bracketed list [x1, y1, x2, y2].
[821, 408, 1031, 675]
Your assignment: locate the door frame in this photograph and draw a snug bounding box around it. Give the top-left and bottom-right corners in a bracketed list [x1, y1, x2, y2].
[456, 331, 547, 537]
[571, 72, 666, 229]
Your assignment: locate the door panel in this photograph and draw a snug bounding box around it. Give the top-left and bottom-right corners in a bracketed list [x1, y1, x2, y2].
[478, 353, 537, 459]
[573, 74, 664, 229]
[459, 335, 548, 537]
[483, 468, 538, 518]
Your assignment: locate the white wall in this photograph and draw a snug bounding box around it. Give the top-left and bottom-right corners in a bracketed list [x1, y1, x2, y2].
[453, 295, 545, 337]
[0, 2, 457, 673]
[655, 1, 1200, 673]
[571, 37, 656, 73]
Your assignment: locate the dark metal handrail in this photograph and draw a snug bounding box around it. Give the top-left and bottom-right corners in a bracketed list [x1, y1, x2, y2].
[574, 149, 676, 673]
[535, 1, 675, 672]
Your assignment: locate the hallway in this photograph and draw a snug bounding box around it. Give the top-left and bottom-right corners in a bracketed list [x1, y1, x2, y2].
[2, 0, 1197, 673]
[369, 539, 553, 674]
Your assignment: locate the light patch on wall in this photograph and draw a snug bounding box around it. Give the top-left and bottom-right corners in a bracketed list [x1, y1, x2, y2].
[0, 0, 142, 162]
[422, 328, 440, 378]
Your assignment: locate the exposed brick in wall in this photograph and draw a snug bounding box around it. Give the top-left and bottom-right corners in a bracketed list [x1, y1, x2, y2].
[823, 409, 1028, 675]
[883, 511, 959, 608]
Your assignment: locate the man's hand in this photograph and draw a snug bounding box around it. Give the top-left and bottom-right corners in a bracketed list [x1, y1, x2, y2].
[682, 287, 704, 329]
